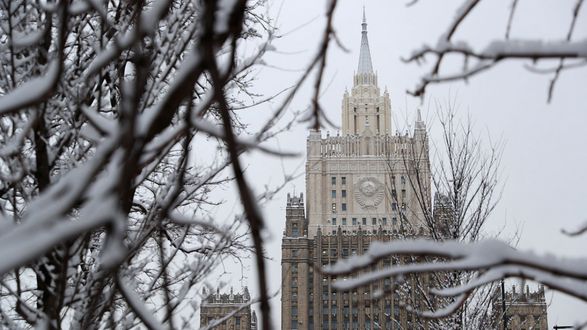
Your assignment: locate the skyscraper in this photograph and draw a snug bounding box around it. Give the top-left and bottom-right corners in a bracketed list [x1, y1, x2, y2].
[281, 10, 433, 330]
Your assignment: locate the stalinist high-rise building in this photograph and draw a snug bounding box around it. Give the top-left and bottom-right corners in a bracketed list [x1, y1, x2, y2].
[281, 10, 433, 330]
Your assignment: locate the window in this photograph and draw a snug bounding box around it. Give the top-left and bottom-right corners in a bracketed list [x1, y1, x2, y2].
[342, 217, 347, 225]
[341, 176, 347, 185]
[392, 217, 397, 225]
[362, 218, 367, 225]
[382, 217, 387, 225]
[401, 176, 406, 185]
[332, 203, 336, 213]
[236, 316, 241, 326]
[392, 202, 397, 211]
[332, 218, 337, 225]
[341, 190, 347, 198]
[401, 189, 406, 199]
[332, 190, 336, 198]
[332, 177, 336, 185]
[292, 223, 299, 237]
[352, 218, 357, 225]
[372, 218, 377, 225]
[342, 203, 347, 211]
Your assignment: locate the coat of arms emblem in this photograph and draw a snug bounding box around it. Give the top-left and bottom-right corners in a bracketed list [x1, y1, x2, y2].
[354, 177, 384, 209]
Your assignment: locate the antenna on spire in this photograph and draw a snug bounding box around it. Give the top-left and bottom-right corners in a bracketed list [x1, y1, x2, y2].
[361, 6, 368, 32]
[362, 6, 366, 24]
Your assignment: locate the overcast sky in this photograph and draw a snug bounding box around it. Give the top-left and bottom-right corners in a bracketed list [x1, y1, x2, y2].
[210, 0, 587, 327]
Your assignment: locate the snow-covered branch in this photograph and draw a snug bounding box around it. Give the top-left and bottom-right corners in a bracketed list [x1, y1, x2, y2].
[324, 238, 587, 317]
[406, 0, 587, 100]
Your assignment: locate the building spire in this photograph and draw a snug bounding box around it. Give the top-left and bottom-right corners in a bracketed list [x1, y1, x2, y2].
[357, 6, 373, 74]
[415, 108, 426, 131]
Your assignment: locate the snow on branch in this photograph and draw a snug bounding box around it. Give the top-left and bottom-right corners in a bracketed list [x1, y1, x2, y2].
[0, 60, 61, 115]
[408, 38, 587, 62]
[406, 38, 587, 97]
[406, 0, 587, 99]
[324, 239, 587, 312]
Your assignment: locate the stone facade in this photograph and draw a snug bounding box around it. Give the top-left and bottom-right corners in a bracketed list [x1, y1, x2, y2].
[200, 287, 257, 330]
[492, 285, 548, 330]
[282, 195, 432, 329]
[281, 10, 435, 330]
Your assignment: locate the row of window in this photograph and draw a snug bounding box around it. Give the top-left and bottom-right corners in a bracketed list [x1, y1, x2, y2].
[331, 202, 347, 213]
[332, 202, 406, 214]
[331, 217, 397, 226]
[331, 189, 347, 198]
[328, 229, 409, 236]
[332, 176, 407, 186]
[331, 176, 347, 185]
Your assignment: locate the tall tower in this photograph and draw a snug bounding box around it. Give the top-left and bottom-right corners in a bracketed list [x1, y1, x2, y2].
[282, 10, 432, 330]
[341, 8, 392, 136]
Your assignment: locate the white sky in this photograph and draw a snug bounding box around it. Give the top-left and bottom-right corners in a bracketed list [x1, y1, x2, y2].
[210, 0, 587, 328]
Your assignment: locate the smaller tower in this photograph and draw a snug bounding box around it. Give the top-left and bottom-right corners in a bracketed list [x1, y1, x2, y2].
[414, 108, 429, 153]
[285, 193, 306, 237]
[200, 287, 254, 330]
[491, 284, 548, 330]
[282, 192, 311, 330]
[433, 192, 454, 239]
[251, 311, 258, 330]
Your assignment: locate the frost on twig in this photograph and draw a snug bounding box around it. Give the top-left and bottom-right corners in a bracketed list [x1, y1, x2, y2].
[406, 0, 587, 100]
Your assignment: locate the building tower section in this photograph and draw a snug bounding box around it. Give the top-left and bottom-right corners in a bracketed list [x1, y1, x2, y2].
[491, 284, 548, 330]
[305, 10, 430, 237]
[341, 9, 392, 136]
[282, 9, 433, 330]
[200, 287, 256, 330]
